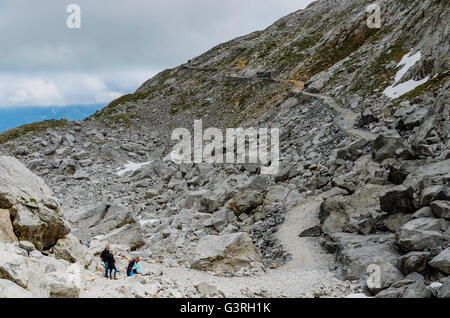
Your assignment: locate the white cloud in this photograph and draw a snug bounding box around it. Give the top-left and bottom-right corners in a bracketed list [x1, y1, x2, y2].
[0, 69, 156, 107]
[0, 0, 315, 106]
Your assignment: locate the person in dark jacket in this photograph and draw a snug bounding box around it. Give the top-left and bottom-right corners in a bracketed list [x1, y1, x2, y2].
[127, 258, 136, 277]
[106, 250, 117, 279]
[100, 244, 110, 278]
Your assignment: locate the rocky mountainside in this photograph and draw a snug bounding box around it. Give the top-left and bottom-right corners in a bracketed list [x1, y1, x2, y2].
[0, 0, 449, 298]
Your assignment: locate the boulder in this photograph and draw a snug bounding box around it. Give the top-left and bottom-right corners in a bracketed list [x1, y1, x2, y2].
[45, 266, 81, 298]
[183, 190, 217, 213]
[320, 184, 382, 235]
[0, 279, 32, 298]
[375, 272, 432, 298]
[358, 109, 378, 127]
[438, 277, 450, 298]
[330, 232, 401, 281]
[98, 223, 145, 251]
[428, 247, 450, 274]
[371, 135, 415, 163]
[0, 209, 18, 243]
[412, 207, 434, 219]
[69, 202, 137, 241]
[191, 232, 262, 272]
[366, 262, 404, 295]
[228, 191, 263, 216]
[51, 234, 88, 267]
[430, 200, 450, 219]
[395, 218, 449, 252]
[397, 251, 429, 275]
[402, 159, 450, 195]
[385, 159, 426, 185]
[0, 249, 29, 288]
[0, 156, 70, 250]
[379, 185, 415, 214]
[210, 210, 229, 232]
[420, 185, 450, 207]
[384, 213, 414, 232]
[336, 138, 368, 161]
[19, 241, 35, 252]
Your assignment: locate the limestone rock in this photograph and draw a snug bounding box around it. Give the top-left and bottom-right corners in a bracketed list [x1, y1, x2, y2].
[429, 247, 450, 274]
[0, 209, 18, 243]
[0, 156, 70, 250]
[395, 218, 449, 252]
[191, 232, 262, 272]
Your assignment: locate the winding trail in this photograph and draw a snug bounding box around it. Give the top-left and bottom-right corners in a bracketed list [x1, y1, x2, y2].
[80, 68, 370, 298]
[300, 91, 377, 141]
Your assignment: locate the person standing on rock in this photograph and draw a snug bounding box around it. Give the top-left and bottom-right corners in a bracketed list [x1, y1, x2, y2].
[106, 249, 118, 280]
[100, 244, 110, 278]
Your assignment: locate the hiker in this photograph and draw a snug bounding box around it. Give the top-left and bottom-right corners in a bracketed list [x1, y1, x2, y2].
[127, 258, 136, 277]
[132, 257, 142, 275]
[106, 249, 117, 280]
[100, 244, 110, 278]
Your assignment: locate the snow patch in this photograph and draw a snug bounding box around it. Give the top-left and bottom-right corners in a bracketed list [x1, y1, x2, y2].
[383, 50, 430, 99]
[116, 161, 153, 176]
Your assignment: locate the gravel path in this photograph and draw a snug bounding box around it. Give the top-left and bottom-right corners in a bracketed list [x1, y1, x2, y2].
[277, 196, 333, 272]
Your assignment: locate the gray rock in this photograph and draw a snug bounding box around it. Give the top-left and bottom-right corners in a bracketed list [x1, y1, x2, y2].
[375, 272, 432, 298]
[228, 191, 263, 216]
[299, 225, 322, 237]
[191, 232, 262, 272]
[0, 279, 32, 298]
[412, 207, 434, 219]
[0, 249, 29, 288]
[0, 156, 70, 250]
[336, 138, 368, 161]
[397, 251, 429, 275]
[183, 190, 217, 213]
[211, 210, 229, 232]
[384, 213, 414, 232]
[19, 241, 35, 252]
[12, 146, 30, 156]
[430, 200, 450, 219]
[330, 232, 400, 281]
[320, 184, 382, 235]
[395, 218, 449, 252]
[372, 134, 415, 163]
[51, 234, 88, 267]
[379, 185, 415, 214]
[438, 277, 450, 298]
[420, 185, 450, 207]
[428, 247, 450, 274]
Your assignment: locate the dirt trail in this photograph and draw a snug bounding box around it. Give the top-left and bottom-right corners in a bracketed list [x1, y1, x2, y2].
[300, 91, 377, 141]
[277, 195, 333, 272]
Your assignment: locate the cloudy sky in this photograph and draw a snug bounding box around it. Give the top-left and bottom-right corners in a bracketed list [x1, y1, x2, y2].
[0, 0, 314, 107]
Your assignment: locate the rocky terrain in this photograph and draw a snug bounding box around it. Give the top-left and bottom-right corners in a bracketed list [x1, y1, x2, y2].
[0, 0, 449, 298]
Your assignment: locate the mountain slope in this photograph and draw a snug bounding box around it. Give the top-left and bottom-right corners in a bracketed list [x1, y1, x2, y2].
[0, 0, 449, 298]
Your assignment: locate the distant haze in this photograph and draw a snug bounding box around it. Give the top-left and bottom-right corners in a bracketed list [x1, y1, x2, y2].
[0, 0, 315, 107]
[0, 105, 105, 132]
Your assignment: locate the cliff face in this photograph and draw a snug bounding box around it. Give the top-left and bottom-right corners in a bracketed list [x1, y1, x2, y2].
[0, 0, 449, 298]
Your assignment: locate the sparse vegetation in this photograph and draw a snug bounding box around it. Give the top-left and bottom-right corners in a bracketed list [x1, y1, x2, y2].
[0, 120, 67, 145]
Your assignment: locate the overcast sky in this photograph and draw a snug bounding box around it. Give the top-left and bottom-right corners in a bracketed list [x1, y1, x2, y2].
[0, 0, 314, 107]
